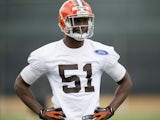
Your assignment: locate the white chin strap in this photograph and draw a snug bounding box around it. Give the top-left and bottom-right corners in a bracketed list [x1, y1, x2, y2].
[72, 33, 88, 41]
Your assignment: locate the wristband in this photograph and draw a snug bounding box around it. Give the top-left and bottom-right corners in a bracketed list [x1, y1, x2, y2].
[39, 108, 45, 119]
[107, 106, 114, 115]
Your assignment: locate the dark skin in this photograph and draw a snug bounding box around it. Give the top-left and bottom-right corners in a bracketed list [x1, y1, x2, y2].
[14, 18, 132, 116]
[109, 71, 132, 111]
[62, 17, 88, 48]
[14, 75, 43, 114]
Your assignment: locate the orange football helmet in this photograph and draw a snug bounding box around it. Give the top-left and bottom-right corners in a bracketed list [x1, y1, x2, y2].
[58, 0, 94, 41]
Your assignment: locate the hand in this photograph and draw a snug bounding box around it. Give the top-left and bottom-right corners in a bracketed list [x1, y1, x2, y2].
[39, 107, 66, 120]
[92, 106, 114, 120]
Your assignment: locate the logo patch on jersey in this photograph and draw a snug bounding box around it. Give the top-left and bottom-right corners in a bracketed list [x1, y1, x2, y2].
[94, 49, 108, 55]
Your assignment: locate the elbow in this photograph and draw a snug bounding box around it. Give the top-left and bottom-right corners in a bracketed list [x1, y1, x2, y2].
[14, 75, 30, 94]
[127, 73, 133, 91]
[125, 74, 133, 94]
[14, 80, 20, 94]
[14, 74, 26, 94]
[128, 79, 132, 92]
[118, 72, 133, 93]
[125, 71, 132, 91]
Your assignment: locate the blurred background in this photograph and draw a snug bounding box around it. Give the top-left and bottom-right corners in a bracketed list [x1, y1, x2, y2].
[0, 0, 160, 120]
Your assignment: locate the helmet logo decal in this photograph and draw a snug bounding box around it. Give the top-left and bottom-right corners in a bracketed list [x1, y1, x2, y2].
[72, 6, 89, 14]
[75, 0, 84, 7]
[74, 0, 86, 13]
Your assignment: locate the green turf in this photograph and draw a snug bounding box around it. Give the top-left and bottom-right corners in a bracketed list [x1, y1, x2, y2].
[1, 113, 160, 120]
[0, 115, 25, 120]
[111, 113, 160, 120]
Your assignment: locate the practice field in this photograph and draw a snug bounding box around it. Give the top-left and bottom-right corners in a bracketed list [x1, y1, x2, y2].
[1, 112, 160, 120]
[0, 95, 160, 120]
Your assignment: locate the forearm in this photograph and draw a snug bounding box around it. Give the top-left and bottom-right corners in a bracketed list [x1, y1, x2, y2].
[109, 84, 130, 111]
[14, 75, 43, 114]
[109, 72, 132, 111]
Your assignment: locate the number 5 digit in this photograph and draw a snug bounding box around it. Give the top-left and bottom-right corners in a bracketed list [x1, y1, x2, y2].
[59, 64, 81, 93]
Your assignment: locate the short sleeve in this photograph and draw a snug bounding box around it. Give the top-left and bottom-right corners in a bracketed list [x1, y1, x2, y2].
[103, 47, 126, 82]
[20, 51, 47, 85]
[105, 63, 126, 82]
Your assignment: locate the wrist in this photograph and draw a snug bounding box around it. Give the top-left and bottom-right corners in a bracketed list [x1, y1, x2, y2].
[39, 108, 45, 119]
[106, 106, 114, 115]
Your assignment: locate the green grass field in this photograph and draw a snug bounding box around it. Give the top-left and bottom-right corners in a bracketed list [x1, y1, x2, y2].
[113, 114, 160, 120]
[1, 113, 160, 120]
[1, 95, 160, 120]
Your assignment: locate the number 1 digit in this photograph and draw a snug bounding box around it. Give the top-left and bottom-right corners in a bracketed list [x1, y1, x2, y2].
[83, 64, 95, 92]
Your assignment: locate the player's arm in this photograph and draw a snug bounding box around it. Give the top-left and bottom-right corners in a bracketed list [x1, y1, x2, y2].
[109, 71, 132, 111]
[14, 74, 43, 114]
[88, 71, 132, 120]
[14, 74, 66, 120]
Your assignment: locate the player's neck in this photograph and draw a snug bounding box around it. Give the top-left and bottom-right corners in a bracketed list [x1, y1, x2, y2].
[63, 36, 84, 48]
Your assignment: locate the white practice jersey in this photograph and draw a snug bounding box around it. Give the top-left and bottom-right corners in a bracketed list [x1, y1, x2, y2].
[21, 39, 126, 120]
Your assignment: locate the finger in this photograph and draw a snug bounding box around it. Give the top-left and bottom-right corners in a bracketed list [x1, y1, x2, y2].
[93, 113, 100, 118]
[53, 111, 64, 116]
[49, 114, 64, 120]
[57, 112, 65, 117]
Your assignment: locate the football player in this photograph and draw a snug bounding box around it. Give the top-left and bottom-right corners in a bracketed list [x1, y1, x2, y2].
[14, 0, 132, 120]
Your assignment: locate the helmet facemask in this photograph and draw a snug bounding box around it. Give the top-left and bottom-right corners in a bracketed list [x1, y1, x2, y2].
[62, 14, 94, 41]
